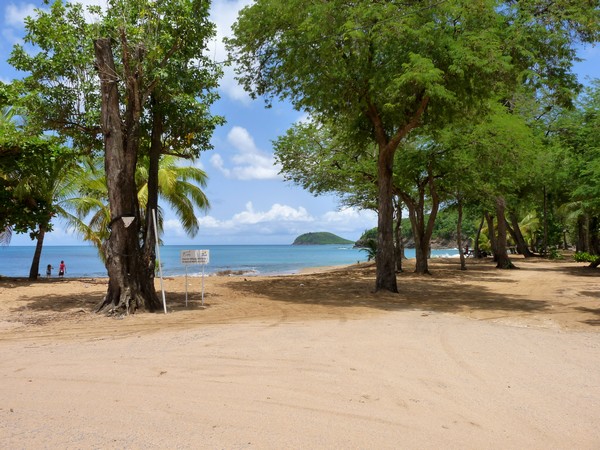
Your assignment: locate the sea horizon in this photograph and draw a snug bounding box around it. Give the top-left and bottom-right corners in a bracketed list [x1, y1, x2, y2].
[0, 244, 460, 278]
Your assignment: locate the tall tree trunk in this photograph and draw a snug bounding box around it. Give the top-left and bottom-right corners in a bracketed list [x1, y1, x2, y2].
[456, 196, 466, 271]
[141, 95, 162, 282]
[485, 212, 497, 261]
[375, 145, 398, 292]
[542, 185, 548, 255]
[28, 226, 45, 280]
[494, 196, 515, 269]
[576, 214, 588, 253]
[508, 211, 534, 257]
[368, 95, 428, 292]
[591, 216, 600, 255]
[474, 215, 485, 258]
[94, 37, 160, 315]
[394, 196, 403, 273]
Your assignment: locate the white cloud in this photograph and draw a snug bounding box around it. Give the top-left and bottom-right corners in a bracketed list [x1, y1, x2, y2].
[211, 126, 281, 180]
[233, 201, 313, 224]
[163, 219, 188, 237]
[209, 0, 254, 104]
[199, 202, 313, 229]
[5, 3, 39, 27]
[321, 207, 378, 231]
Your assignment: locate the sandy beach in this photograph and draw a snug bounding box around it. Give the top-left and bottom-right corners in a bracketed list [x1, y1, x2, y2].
[1, 256, 599, 448]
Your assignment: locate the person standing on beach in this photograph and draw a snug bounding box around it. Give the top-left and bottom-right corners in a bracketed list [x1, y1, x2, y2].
[46, 264, 53, 278]
[58, 260, 66, 277]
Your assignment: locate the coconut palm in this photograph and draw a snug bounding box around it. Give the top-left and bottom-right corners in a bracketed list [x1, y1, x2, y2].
[25, 153, 84, 279]
[67, 155, 210, 260]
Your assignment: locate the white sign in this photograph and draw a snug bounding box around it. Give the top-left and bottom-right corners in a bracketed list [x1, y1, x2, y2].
[180, 249, 210, 265]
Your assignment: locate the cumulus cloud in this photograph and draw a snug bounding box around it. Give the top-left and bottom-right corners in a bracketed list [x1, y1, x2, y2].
[199, 202, 313, 229]
[211, 126, 281, 180]
[233, 202, 313, 225]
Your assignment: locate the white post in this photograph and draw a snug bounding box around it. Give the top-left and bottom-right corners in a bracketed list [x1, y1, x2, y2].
[185, 265, 189, 307]
[201, 263, 205, 307]
[152, 209, 167, 314]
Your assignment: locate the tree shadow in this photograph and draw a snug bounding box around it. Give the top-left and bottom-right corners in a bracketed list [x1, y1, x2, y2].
[575, 307, 600, 326]
[224, 261, 551, 316]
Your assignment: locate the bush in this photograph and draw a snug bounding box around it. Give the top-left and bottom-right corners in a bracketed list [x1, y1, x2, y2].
[573, 252, 600, 263]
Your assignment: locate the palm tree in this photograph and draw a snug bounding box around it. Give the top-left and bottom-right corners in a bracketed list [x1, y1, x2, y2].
[67, 155, 210, 260]
[26, 154, 83, 279]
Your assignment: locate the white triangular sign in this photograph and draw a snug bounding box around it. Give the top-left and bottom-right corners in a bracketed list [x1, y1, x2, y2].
[122, 216, 135, 228]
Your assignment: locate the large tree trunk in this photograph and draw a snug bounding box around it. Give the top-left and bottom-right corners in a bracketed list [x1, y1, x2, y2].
[494, 196, 515, 269]
[28, 226, 45, 280]
[94, 37, 160, 315]
[507, 211, 535, 257]
[368, 95, 428, 292]
[375, 145, 398, 292]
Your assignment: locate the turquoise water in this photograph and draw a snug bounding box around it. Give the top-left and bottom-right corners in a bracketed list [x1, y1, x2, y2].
[0, 245, 459, 278]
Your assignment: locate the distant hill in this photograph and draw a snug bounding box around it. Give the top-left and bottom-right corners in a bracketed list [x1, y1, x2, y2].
[292, 232, 354, 245]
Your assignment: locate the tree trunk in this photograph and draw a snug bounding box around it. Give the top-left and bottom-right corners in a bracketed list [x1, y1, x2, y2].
[28, 226, 45, 280]
[474, 215, 485, 258]
[591, 216, 600, 255]
[456, 196, 466, 271]
[141, 95, 162, 282]
[375, 145, 398, 292]
[494, 196, 515, 269]
[401, 170, 440, 275]
[94, 37, 160, 315]
[485, 212, 497, 260]
[576, 214, 588, 253]
[368, 95, 428, 292]
[394, 196, 403, 273]
[542, 185, 548, 255]
[508, 211, 535, 257]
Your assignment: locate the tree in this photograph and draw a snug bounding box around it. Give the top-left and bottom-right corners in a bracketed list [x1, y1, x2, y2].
[553, 81, 600, 255]
[10, 0, 222, 313]
[0, 125, 62, 247]
[228, 0, 599, 292]
[68, 155, 210, 261]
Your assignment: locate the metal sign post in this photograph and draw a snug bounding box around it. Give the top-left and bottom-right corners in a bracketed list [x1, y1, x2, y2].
[180, 250, 210, 307]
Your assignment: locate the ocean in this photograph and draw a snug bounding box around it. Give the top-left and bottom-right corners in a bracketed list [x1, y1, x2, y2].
[0, 245, 459, 278]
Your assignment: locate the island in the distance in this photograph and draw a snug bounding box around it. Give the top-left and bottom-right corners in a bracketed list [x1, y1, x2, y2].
[292, 232, 354, 245]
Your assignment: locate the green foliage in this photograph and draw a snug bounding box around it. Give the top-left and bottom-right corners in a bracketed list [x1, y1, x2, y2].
[292, 232, 353, 245]
[432, 207, 478, 241]
[360, 239, 377, 262]
[358, 228, 377, 242]
[574, 252, 600, 263]
[0, 123, 74, 236]
[9, 0, 224, 158]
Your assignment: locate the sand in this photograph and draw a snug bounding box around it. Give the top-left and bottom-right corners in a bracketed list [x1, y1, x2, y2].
[0, 256, 599, 448]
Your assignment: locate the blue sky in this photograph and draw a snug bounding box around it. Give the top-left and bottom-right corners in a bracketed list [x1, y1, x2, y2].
[1, 0, 599, 246]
